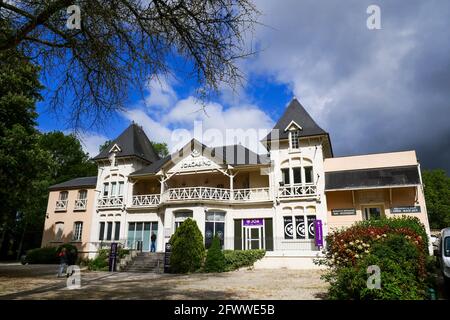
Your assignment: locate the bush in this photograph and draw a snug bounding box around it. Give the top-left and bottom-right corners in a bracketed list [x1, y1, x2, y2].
[25, 243, 78, 264]
[318, 217, 432, 300]
[88, 249, 109, 271]
[26, 247, 58, 264]
[223, 250, 266, 271]
[169, 218, 205, 273]
[204, 235, 226, 273]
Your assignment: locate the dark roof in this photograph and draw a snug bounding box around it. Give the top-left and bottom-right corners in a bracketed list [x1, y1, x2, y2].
[262, 98, 328, 142]
[48, 176, 97, 191]
[130, 139, 270, 177]
[92, 123, 160, 163]
[325, 166, 420, 191]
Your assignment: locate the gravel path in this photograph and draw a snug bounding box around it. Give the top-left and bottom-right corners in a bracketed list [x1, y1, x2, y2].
[0, 264, 328, 300]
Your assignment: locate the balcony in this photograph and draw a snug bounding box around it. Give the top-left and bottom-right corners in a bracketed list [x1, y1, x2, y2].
[278, 184, 317, 199]
[74, 199, 87, 210]
[97, 196, 124, 209]
[130, 187, 272, 208]
[55, 199, 68, 211]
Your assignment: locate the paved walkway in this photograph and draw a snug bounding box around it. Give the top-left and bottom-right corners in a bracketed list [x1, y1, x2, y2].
[0, 264, 328, 300]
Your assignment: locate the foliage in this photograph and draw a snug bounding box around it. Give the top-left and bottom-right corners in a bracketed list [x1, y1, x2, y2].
[169, 218, 205, 273]
[56, 243, 78, 265]
[25, 243, 78, 264]
[151, 142, 169, 158]
[0, 0, 259, 128]
[204, 235, 226, 273]
[99, 140, 113, 153]
[223, 250, 266, 271]
[317, 217, 432, 300]
[422, 169, 450, 229]
[87, 247, 129, 271]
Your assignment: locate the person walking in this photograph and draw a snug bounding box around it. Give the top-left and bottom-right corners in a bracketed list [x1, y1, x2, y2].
[57, 247, 69, 277]
[150, 232, 157, 252]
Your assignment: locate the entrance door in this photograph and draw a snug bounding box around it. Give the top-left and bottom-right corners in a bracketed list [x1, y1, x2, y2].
[127, 222, 158, 251]
[244, 226, 264, 250]
[363, 206, 383, 220]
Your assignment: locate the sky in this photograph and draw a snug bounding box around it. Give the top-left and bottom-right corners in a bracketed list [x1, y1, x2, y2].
[36, 0, 450, 172]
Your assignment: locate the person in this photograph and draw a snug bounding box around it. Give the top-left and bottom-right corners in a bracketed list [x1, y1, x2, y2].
[57, 247, 69, 277]
[150, 232, 157, 252]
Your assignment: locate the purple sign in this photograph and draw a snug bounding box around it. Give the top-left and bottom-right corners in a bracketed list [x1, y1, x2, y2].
[243, 218, 263, 226]
[314, 220, 323, 247]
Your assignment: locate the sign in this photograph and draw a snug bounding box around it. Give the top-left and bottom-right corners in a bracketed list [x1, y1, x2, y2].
[243, 218, 264, 226]
[164, 242, 172, 273]
[314, 220, 323, 248]
[390, 206, 421, 214]
[108, 242, 118, 272]
[180, 158, 212, 169]
[331, 208, 356, 216]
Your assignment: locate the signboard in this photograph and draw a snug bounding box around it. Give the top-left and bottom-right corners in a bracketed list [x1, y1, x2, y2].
[243, 218, 264, 226]
[164, 242, 172, 273]
[108, 242, 118, 272]
[390, 206, 421, 214]
[314, 220, 323, 248]
[331, 208, 356, 216]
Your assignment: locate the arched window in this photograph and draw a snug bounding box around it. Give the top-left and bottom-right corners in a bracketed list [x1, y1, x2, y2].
[283, 206, 317, 240]
[102, 174, 125, 198]
[280, 157, 315, 185]
[205, 211, 226, 248]
[174, 210, 193, 230]
[55, 222, 64, 241]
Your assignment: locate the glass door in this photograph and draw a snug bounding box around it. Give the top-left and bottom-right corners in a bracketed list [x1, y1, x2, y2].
[244, 226, 263, 250]
[127, 222, 158, 251]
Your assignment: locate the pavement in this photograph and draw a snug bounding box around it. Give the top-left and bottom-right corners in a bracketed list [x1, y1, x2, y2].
[0, 264, 328, 300]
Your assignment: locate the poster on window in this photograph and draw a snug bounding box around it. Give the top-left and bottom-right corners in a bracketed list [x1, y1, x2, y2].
[295, 216, 305, 239]
[307, 216, 316, 239]
[283, 216, 293, 239]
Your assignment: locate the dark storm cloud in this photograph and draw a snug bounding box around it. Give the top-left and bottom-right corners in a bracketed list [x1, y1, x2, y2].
[250, 0, 450, 171]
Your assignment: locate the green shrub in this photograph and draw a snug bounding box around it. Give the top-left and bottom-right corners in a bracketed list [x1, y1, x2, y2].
[204, 235, 226, 273]
[26, 247, 58, 264]
[169, 218, 205, 273]
[87, 249, 109, 271]
[318, 217, 432, 300]
[223, 250, 266, 271]
[56, 243, 78, 265]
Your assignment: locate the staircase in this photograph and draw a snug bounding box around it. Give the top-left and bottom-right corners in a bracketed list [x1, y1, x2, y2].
[123, 252, 164, 273]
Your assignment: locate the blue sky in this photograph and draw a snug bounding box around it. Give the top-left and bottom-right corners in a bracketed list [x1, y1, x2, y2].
[36, 1, 450, 171]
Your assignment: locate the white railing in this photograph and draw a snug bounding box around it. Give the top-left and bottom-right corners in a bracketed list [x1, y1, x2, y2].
[166, 187, 231, 202]
[233, 188, 271, 202]
[74, 199, 87, 210]
[132, 194, 160, 207]
[55, 199, 68, 211]
[278, 184, 317, 198]
[97, 196, 124, 208]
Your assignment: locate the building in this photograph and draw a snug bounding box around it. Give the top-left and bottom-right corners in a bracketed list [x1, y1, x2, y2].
[42, 98, 432, 267]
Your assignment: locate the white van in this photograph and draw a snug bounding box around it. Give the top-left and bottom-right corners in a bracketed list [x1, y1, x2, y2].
[437, 227, 450, 284]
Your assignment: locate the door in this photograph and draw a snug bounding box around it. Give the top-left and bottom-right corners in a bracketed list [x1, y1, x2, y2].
[363, 206, 383, 220]
[244, 226, 264, 250]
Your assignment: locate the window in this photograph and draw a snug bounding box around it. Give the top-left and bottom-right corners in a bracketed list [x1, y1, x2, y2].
[114, 222, 121, 241]
[110, 182, 117, 197]
[290, 130, 300, 149]
[293, 167, 302, 184]
[59, 191, 68, 200]
[281, 168, 290, 185]
[106, 222, 113, 240]
[283, 214, 316, 240]
[304, 166, 313, 184]
[99, 222, 105, 240]
[78, 190, 87, 199]
[127, 222, 158, 251]
[73, 222, 83, 241]
[55, 222, 64, 241]
[444, 237, 450, 257]
[103, 183, 109, 197]
[205, 211, 225, 249]
[174, 211, 193, 230]
[118, 182, 124, 196]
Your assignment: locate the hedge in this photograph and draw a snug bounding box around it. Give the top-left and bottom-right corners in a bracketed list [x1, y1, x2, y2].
[223, 249, 266, 271]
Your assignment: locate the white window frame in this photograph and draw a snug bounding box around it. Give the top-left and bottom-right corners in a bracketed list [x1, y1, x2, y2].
[55, 222, 64, 241]
[73, 221, 83, 241]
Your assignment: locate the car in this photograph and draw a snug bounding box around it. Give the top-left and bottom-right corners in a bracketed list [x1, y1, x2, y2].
[436, 227, 450, 285]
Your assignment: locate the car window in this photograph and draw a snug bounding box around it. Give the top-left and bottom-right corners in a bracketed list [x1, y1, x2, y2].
[445, 237, 450, 257]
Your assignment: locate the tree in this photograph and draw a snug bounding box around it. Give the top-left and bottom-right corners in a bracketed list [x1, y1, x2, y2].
[151, 141, 169, 158]
[169, 218, 205, 273]
[204, 235, 225, 273]
[99, 140, 113, 153]
[422, 169, 450, 229]
[0, 1, 259, 127]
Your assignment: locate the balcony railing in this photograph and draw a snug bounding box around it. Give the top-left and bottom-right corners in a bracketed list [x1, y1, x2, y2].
[74, 199, 87, 210]
[55, 199, 68, 211]
[132, 194, 161, 207]
[130, 187, 272, 208]
[97, 196, 124, 208]
[278, 184, 317, 198]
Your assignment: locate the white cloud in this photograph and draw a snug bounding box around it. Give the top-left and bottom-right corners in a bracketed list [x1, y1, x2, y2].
[76, 132, 109, 158]
[144, 75, 177, 109]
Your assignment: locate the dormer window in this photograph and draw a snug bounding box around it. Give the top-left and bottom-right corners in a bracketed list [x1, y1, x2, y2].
[290, 130, 300, 149]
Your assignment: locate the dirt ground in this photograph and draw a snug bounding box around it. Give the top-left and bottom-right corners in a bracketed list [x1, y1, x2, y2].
[0, 264, 328, 300]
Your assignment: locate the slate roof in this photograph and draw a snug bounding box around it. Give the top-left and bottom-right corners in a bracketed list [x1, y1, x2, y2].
[48, 176, 97, 191]
[129, 139, 270, 177]
[92, 123, 160, 163]
[325, 166, 420, 191]
[262, 98, 328, 142]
